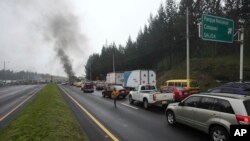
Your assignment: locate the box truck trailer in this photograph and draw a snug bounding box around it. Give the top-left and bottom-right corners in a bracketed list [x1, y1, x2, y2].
[106, 72, 124, 85]
[123, 70, 156, 88]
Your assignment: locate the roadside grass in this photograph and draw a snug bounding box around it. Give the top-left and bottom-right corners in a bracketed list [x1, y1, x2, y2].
[0, 84, 88, 141]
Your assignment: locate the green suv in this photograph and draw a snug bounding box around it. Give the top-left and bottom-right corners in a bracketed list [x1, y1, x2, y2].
[166, 93, 250, 141]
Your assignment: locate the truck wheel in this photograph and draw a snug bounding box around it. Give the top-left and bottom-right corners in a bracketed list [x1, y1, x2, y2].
[129, 95, 134, 104]
[143, 99, 149, 109]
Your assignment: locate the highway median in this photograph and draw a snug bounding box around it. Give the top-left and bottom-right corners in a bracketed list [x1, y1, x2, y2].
[0, 84, 88, 141]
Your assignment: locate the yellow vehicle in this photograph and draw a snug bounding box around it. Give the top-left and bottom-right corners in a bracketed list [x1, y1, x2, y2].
[75, 81, 83, 87]
[161, 79, 200, 94]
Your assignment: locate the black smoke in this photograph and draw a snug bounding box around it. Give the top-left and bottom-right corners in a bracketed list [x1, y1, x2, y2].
[46, 13, 83, 77]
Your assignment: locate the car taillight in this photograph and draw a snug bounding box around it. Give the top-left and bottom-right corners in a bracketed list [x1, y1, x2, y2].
[153, 94, 156, 101]
[236, 115, 250, 125]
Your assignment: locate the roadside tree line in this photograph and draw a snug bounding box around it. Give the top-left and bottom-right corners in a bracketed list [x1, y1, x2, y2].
[85, 0, 250, 80]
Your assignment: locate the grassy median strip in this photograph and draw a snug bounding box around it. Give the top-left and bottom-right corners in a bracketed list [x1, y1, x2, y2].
[0, 84, 88, 141]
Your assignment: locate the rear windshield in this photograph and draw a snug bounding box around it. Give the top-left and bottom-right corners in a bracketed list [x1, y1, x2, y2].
[243, 100, 250, 116]
[176, 87, 186, 91]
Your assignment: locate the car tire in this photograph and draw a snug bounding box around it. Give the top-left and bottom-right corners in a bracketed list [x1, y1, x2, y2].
[102, 93, 105, 98]
[166, 111, 176, 126]
[129, 95, 134, 104]
[143, 99, 149, 109]
[210, 126, 229, 141]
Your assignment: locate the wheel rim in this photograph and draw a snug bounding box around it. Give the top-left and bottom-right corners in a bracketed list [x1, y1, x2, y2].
[129, 96, 132, 102]
[213, 130, 226, 141]
[167, 113, 174, 124]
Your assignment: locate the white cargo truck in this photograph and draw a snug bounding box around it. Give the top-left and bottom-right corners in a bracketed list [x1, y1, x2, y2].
[106, 72, 124, 85]
[123, 70, 156, 89]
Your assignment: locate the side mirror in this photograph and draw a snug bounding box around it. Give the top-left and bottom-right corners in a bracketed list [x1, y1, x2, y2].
[179, 102, 184, 106]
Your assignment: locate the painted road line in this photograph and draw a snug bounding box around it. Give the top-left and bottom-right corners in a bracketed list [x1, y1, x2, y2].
[60, 87, 119, 141]
[121, 103, 138, 110]
[0, 87, 42, 122]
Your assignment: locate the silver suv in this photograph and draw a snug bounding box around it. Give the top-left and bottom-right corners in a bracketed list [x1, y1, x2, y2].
[166, 93, 250, 141]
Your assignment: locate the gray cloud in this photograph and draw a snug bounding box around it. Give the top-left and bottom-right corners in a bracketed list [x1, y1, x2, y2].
[0, 0, 87, 77]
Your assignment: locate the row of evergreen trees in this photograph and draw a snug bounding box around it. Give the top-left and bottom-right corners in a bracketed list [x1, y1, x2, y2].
[0, 69, 50, 81]
[85, 0, 250, 80]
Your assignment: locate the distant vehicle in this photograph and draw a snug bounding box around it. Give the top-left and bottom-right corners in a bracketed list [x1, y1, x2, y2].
[81, 82, 94, 93]
[123, 70, 156, 89]
[102, 85, 128, 99]
[208, 82, 250, 96]
[161, 79, 200, 94]
[75, 81, 83, 87]
[166, 93, 250, 141]
[129, 85, 173, 109]
[160, 86, 191, 102]
[106, 72, 124, 85]
[96, 82, 105, 90]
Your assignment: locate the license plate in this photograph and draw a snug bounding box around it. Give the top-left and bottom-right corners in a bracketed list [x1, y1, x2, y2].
[162, 101, 167, 104]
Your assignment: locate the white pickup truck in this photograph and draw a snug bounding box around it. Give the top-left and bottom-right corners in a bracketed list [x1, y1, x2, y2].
[128, 85, 174, 109]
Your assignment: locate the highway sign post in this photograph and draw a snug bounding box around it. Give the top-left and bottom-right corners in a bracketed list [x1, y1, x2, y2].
[201, 14, 234, 43]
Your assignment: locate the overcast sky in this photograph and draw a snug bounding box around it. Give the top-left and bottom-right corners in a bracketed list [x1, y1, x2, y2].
[0, 0, 164, 77]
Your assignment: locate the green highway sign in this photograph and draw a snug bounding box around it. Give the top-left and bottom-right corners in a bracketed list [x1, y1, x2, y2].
[201, 14, 234, 43]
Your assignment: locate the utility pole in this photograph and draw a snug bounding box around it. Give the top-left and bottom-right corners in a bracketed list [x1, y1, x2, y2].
[90, 62, 92, 81]
[113, 53, 115, 73]
[186, 6, 190, 80]
[239, 26, 244, 82]
[3, 61, 6, 84]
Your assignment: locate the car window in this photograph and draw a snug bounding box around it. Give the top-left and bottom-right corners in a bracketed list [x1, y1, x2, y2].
[199, 97, 215, 110]
[183, 96, 201, 108]
[166, 87, 173, 93]
[221, 88, 235, 94]
[141, 86, 145, 90]
[213, 99, 234, 114]
[176, 87, 185, 91]
[168, 82, 174, 86]
[210, 88, 221, 93]
[175, 82, 181, 87]
[181, 82, 187, 87]
[243, 100, 250, 116]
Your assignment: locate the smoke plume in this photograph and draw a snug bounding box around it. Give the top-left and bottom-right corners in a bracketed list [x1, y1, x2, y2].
[45, 11, 84, 77]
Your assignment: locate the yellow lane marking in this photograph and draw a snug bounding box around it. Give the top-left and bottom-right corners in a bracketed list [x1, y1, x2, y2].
[0, 88, 41, 122]
[60, 87, 119, 141]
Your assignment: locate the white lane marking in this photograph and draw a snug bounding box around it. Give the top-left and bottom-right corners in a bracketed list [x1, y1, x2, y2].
[121, 103, 138, 110]
[0, 86, 43, 122]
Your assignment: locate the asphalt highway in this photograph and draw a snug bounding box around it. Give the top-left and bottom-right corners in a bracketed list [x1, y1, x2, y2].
[59, 85, 209, 141]
[0, 85, 44, 130]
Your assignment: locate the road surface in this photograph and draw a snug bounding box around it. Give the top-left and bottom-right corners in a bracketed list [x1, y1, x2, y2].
[59, 85, 209, 141]
[0, 85, 44, 130]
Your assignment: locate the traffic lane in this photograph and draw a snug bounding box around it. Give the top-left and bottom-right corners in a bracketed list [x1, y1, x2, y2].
[61, 85, 208, 141]
[0, 85, 39, 105]
[0, 85, 44, 130]
[59, 86, 113, 141]
[0, 85, 35, 98]
[0, 85, 44, 117]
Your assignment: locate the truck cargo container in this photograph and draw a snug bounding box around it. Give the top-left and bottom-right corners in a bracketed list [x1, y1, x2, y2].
[123, 70, 156, 89]
[106, 72, 124, 85]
